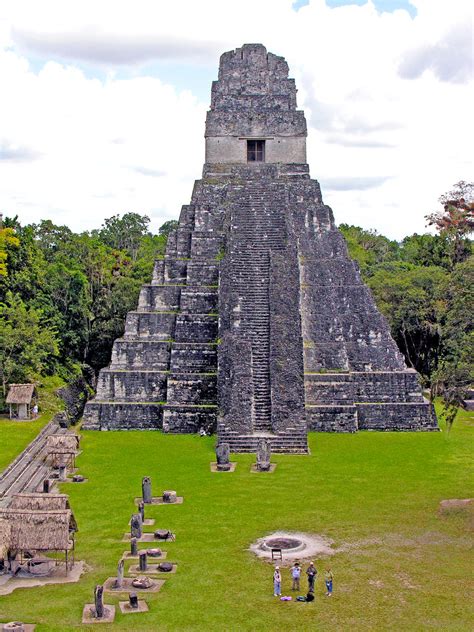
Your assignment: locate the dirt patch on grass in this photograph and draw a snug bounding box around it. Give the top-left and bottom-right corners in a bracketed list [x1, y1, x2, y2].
[368, 579, 384, 589]
[250, 531, 335, 564]
[394, 571, 419, 590]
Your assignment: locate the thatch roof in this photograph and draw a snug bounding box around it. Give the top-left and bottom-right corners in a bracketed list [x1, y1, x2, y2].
[0, 518, 11, 558]
[46, 434, 80, 453]
[8, 496, 78, 534]
[0, 509, 75, 551]
[6, 384, 35, 404]
[10, 493, 70, 511]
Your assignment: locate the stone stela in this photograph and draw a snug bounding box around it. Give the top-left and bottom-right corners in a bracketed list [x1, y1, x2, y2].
[256, 439, 271, 471]
[82, 43, 437, 450]
[82, 584, 115, 624]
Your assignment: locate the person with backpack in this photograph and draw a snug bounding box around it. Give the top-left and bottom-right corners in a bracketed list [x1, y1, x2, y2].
[291, 562, 302, 591]
[306, 561, 317, 593]
[273, 566, 281, 596]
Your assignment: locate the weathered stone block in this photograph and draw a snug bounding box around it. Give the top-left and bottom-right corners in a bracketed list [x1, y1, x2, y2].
[96, 370, 168, 402]
[190, 233, 223, 259]
[180, 288, 218, 314]
[124, 312, 176, 339]
[170, 343, 217, 373]
[111, 341, 171, 370]
[174, 314, 218, 343]
[167, 374, 217, 405]
[164, 259, 187, 284]
[186, 261, 219, 286]
[356, 402, 437, 430]
[306, 404, 358, 432]
[137, 285, 181, 311]
[162, 405, 217, 433]
[82, 402, 162, 430]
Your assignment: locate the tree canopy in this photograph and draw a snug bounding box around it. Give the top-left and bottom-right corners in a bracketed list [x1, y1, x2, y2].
[1, 184, 472, 424]
[0, 213, 169, 407]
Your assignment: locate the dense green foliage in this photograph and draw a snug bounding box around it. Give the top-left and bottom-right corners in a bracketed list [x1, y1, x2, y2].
[0, 408, 472, 630]
[0, 183, 471, 416]
[0, 213, 169, 406]
[339, 184, 473, 404]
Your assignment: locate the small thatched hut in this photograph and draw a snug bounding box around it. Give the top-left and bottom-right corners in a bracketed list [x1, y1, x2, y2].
[0, 508, 77, 570]
[46, 434, 80, 468]
[6, 384, 36, 420]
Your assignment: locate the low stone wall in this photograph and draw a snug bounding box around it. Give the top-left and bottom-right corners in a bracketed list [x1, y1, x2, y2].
[306, 405, 358, 432]
[82, 402, 162, 430]
[162, 405, 217, 433]
[356, 401, 437, 431]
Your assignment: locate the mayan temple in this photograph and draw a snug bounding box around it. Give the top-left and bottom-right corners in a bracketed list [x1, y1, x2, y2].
[83, 44, 437, 451]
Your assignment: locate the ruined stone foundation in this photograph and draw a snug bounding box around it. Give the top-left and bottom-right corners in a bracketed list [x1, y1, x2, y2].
[83, 44, 437, 450]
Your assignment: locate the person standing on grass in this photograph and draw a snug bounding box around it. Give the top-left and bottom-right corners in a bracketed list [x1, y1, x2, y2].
[273, 566, 281, 596]
[306, 561, 317, 593]
[291, 562, 302, 591]
[325, 567, 333, 596]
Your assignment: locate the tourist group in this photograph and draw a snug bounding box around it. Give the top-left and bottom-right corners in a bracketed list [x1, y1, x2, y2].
[273, 562, 333, 601]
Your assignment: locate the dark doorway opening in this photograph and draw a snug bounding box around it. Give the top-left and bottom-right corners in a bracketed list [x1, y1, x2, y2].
[247, 140, 265, 162]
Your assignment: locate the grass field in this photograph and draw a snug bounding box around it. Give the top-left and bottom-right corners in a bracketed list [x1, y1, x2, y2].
[0, 376, 65, 471]
[0, 415, 50, 471]
[0, 410, 472, 631]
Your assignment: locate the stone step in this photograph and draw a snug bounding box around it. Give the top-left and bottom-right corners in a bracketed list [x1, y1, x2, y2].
[217, 432, 309, 454]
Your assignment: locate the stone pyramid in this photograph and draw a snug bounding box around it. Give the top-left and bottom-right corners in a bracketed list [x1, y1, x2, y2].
[83, 44, 437, 451]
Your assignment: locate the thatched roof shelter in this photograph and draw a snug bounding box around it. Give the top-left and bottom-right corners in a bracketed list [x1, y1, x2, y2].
[10, 493, 70, 511]
[46, 434, 80, 468]
[46, 434, 80, 452]
[6, 384, 35, 404]
[8, 495, 77, 532]
[0, 518, 12, 559]
[6, 384, 36, 419]
[0, 509, 76, 552]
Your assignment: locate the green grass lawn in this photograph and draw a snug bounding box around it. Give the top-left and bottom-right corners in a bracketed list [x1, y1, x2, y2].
[0, 376, 65, 471]
[0, 410, 472, 631]
[0, 415, 50, 471]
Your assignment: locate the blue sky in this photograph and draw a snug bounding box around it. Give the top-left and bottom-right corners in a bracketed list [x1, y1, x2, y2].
[302, 0, 417, 17]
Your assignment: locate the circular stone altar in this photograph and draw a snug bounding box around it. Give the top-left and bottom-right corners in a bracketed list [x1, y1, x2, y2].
[261, 537, 305, 552]
[250, 531, 335, 562]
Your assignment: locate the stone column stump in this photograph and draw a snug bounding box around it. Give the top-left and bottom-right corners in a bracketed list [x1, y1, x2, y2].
[162, 490, 177, 504]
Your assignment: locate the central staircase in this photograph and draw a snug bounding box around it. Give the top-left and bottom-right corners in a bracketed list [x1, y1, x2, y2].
[218, 179, 308, 453]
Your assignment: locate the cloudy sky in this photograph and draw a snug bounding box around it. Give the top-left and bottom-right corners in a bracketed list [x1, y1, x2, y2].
[0, 0, 472, 238]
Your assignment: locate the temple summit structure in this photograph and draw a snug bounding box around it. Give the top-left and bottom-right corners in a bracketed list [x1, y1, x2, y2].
[83, 44, 437, 451]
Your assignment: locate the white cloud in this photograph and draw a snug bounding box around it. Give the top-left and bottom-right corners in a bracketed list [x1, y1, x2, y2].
[0, 139, 41, 161]
[320, 176, 393, 191]
[0, 0, 472, 238]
